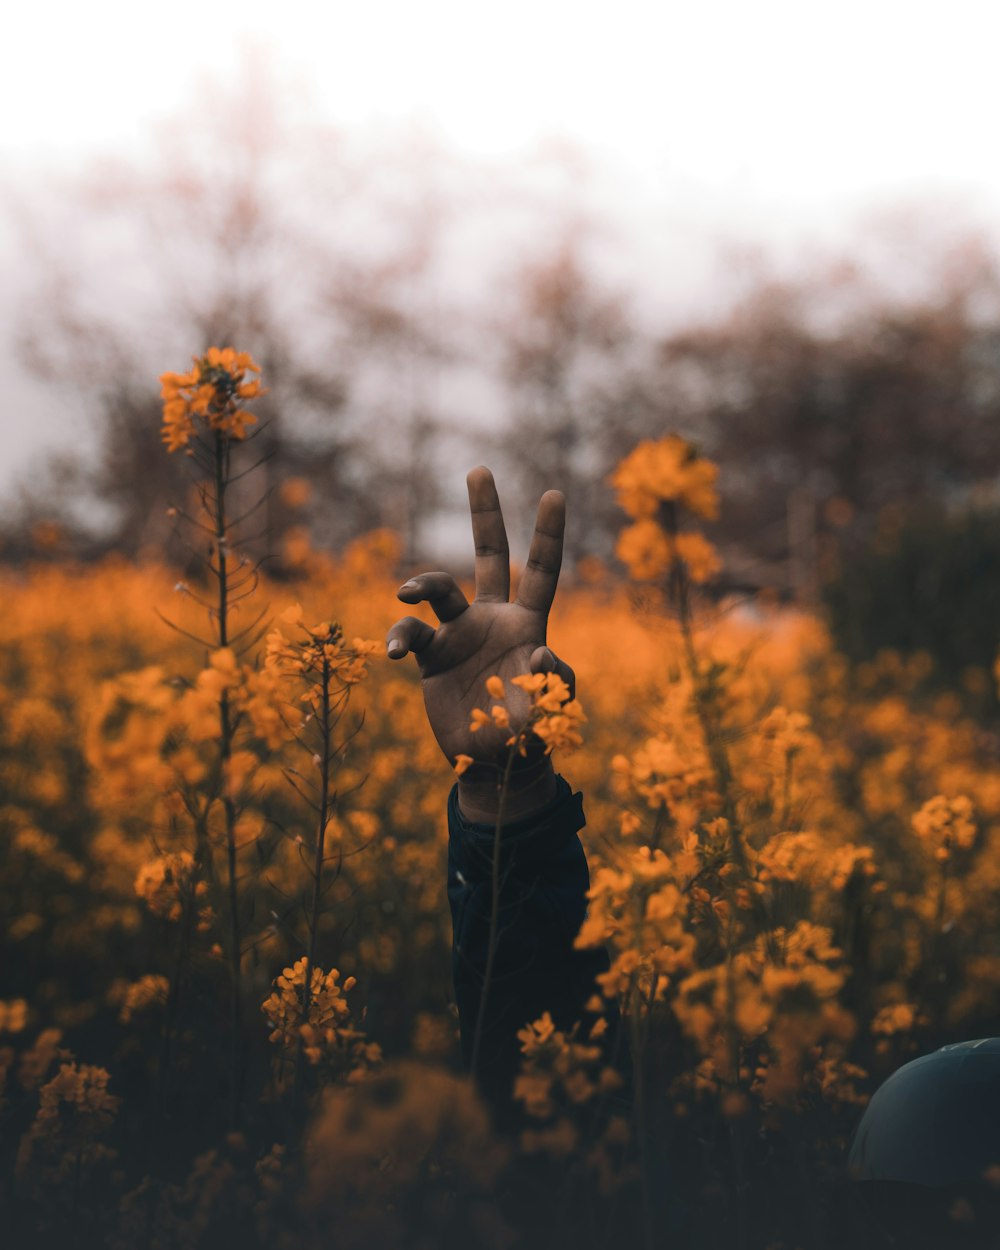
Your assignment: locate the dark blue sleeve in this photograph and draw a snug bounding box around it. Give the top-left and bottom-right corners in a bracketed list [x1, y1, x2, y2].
[446, 775, 630, 1116]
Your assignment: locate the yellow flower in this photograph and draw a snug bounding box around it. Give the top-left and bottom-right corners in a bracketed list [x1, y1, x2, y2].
[280, 477, 312, 509]
[0, 999, 28, 1033]
[610, 435, 719, 521]
[517, 1011, 558, 1054]
[912, 794, 976, 859]
[134, 851, 206, 923]
[161, 398, 195, 453]
[674, 532, 722, 583]
[872, 1002, 919, 1036]
[118, 974, 170, 1023]
[616, 520, 722, 583]
[36, 1062, 120, 1126]
[615, 519, 673, 581]
[510, 672, 587, 755]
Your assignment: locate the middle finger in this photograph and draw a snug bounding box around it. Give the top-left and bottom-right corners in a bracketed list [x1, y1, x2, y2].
[467, 466, 510, 602]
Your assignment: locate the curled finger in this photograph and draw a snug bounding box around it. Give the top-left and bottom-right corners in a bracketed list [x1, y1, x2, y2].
[397, 571, 470, 623]
[386, 616, 436, 660]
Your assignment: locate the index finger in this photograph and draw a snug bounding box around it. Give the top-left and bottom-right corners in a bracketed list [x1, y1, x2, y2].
[515, 490, 565, 615]
[467, 466, 510, 602]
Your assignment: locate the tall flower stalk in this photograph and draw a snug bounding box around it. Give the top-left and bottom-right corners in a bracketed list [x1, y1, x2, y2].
[260, 607, 377, 1104]
[611, 436, 756, 1245]
[159, 346, 267, 1123]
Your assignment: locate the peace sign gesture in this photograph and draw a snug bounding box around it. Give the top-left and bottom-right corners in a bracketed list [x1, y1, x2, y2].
[386, 466, 576, 822]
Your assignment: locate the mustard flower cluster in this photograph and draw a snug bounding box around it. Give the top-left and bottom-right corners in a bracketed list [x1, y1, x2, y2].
[264, 603, 378, 725]
[134, 850, 212, 930]
[911, 793, 977, 860]
[160, 347, 265, 452]
[610, 435, 722, 583]
[261, 957, 380, 1076]
[455, 671, 587, 776]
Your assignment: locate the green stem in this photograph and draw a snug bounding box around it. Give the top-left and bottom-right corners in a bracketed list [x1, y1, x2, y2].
[631, 969, 661, 1250]
[935, 846, 949, 934]
[295, 652, 332, 1107]
[469, 740, 519, 1083]
[778, 750, 794, 831]
[662, 501, 777, 960]
[723, 916, 749, 1250]
[214, 429, 243, 1126]
[156, 894, 194, 1127]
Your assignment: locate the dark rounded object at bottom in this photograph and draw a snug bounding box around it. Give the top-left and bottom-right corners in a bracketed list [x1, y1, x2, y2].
[850, 1038, 1000, 1187]
[849, 1039, 1000, 1248]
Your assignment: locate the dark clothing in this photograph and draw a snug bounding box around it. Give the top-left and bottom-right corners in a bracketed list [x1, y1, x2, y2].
[446, 775, 630, 1120]
[447, 776, 692, 1246]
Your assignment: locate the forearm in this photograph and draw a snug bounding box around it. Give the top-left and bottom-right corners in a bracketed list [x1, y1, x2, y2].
[455, 755, 558, 824]
[446, 776, 622, 1109]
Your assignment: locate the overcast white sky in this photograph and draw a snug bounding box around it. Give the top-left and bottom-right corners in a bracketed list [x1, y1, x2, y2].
[7, 0, 999, 201]
[4, 0, 1000, 498]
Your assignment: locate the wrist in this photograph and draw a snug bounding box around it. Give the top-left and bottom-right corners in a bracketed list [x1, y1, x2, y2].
[456, 756, 557, 825]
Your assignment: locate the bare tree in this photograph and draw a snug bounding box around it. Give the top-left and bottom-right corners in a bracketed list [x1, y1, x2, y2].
[653, 233, 1000, 591]
[8, 54, 459, 564]
[492, 233, 640, 564]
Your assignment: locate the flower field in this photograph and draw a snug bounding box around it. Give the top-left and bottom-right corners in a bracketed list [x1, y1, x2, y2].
[4, 354, 1000, 1249]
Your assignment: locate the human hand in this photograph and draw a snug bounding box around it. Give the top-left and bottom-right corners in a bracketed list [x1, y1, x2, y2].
[386, 466, 576, 823]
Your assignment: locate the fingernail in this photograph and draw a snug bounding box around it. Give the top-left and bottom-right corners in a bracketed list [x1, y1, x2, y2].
[399, 580, 419, 593]
[387, 639, 403, 656]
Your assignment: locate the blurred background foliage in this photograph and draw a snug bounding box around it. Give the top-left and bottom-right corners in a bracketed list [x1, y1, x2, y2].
[7, 60, 1000, 705]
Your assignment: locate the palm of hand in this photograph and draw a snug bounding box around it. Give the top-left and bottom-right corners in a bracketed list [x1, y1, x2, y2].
[420, 600, 544, 764]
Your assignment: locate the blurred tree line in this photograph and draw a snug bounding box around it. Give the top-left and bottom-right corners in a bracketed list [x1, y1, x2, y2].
[8, 59, 1000, 691]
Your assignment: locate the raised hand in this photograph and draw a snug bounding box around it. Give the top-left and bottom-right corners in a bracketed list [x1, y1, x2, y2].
[386, 466, 575, 822]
